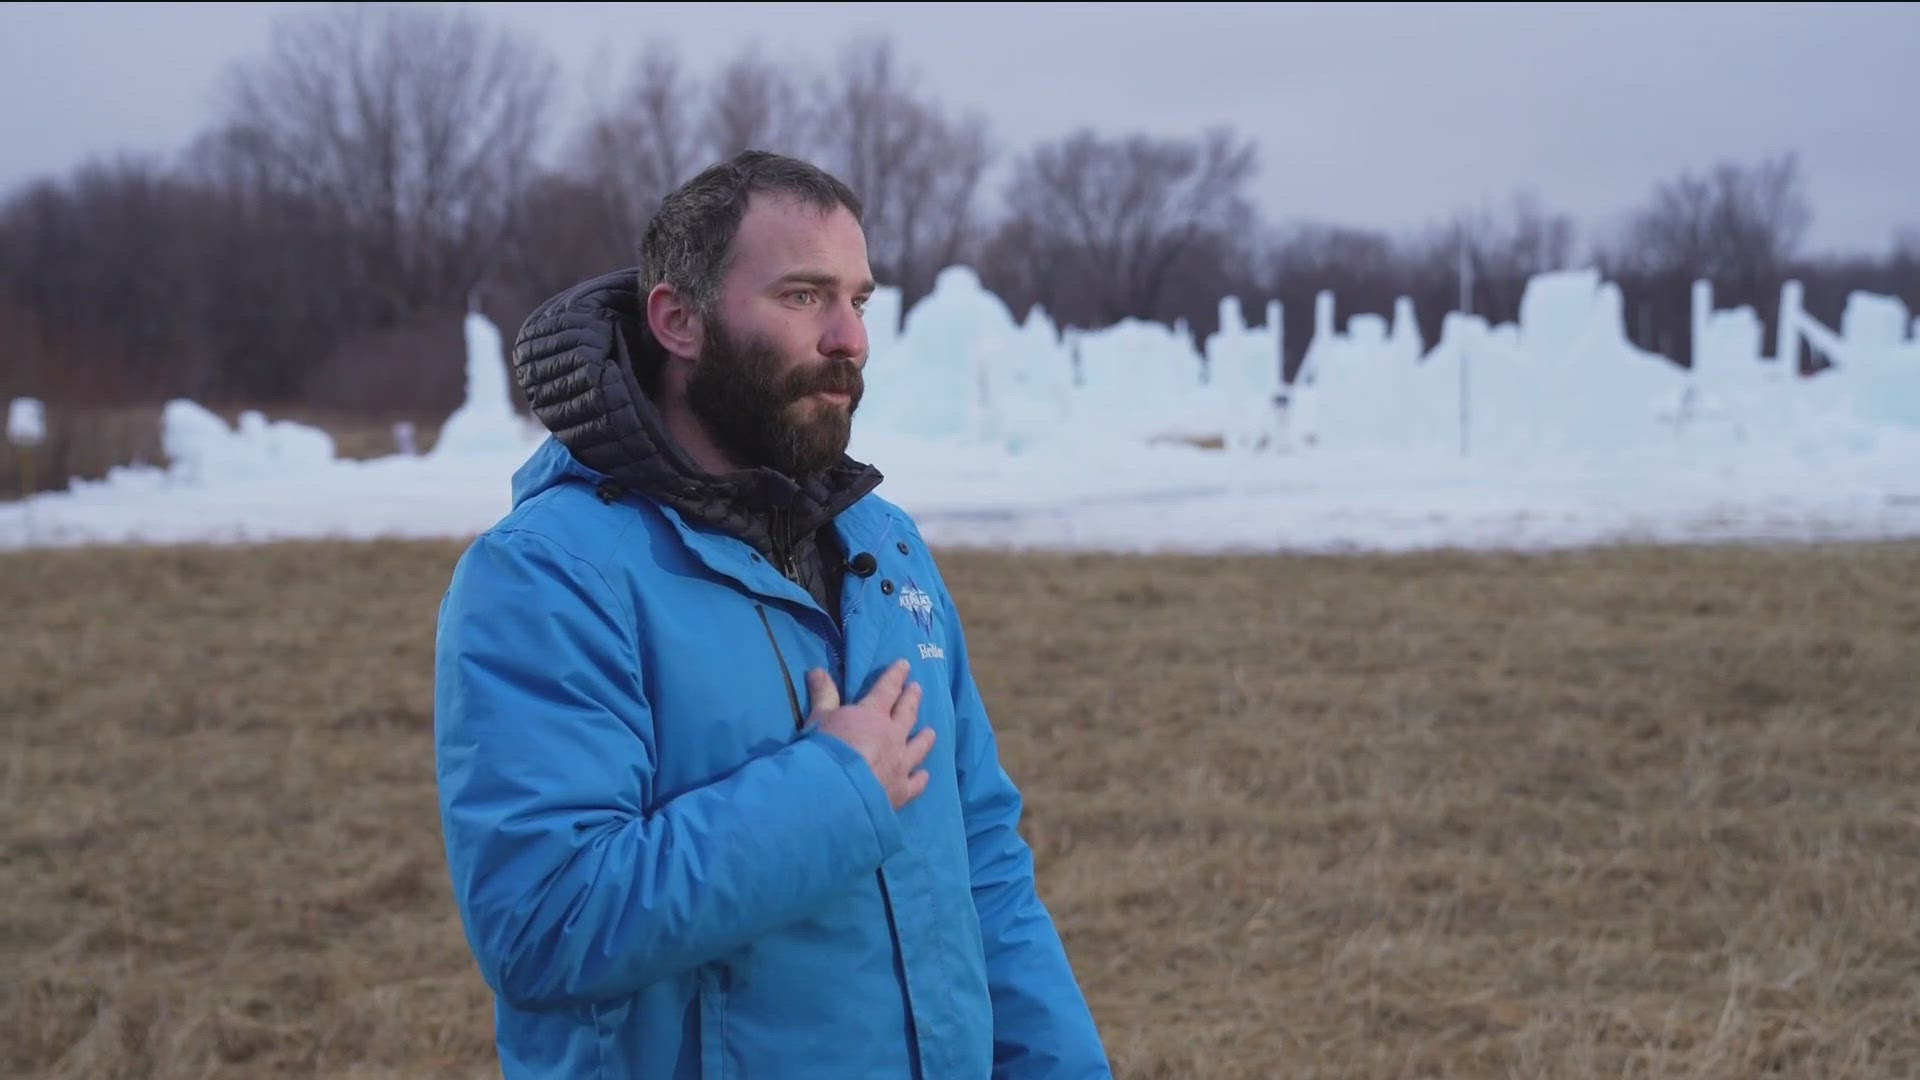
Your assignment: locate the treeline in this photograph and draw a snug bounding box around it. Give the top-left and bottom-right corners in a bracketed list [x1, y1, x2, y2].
[3, 3, 1917, 419]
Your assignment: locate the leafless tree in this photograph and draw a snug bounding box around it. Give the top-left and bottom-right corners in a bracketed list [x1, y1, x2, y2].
[814, 38, 993, 314]
[1268, 224, 1400, 293]
[706, 50, 813, 161]
[1893, 226, 1920, 265]
[210, 3, 555, 321]
[0, 159, 215, 403]
[1260, 223, 1403, 372]
[1430, 192, 1577, 317]
[576, 43, 703, 252]
[1597, 155, 1810, 363]
[1614, 154, 1810, 285]
[887, 108, 992, 311]
[493, 172, 632, 305]
[993, 127, 1257, 327]
[22, 6, 1913, 430]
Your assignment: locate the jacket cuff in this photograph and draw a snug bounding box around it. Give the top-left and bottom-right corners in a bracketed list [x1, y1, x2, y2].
[803, 731, 906, 861]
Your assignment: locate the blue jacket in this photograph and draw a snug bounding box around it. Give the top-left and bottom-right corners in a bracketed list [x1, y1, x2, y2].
[435, 437, 1111, 1078]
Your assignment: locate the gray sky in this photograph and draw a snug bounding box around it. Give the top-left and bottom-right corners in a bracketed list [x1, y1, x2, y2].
[1, 1, 1914, 256]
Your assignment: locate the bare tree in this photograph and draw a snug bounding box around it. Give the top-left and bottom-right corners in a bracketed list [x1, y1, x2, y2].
[1894, 226, 1920, 265]
[1259, 223, 1404, 373]
[1599, 155, 1809, 363]
[886, 107, 992, 311]
[0, 159, 214, 403]
[993, 127, 1257, 326]
[1432, 192, 1577, 318]
[576, 43, 703, 251]
[1614, 154, 1810, 285]
[816, 39, 913, 252]
[494, 172, 633, 304]
[706, 50, 812, 161]
[211, 3, 555, 321]
[1892, 228, 1920, 316]
[814, 39, 993, 313]
[1268, 224, 1401, 294]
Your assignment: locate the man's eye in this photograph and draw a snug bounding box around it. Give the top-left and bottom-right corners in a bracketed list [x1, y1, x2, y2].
[789, 289, 817, 305]
[852, 296, 870, 316]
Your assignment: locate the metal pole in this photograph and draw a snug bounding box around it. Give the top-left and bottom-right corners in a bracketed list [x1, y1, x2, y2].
[1458, 240, 1473, 457]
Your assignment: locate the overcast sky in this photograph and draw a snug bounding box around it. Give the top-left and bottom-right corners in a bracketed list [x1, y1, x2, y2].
[1, 1, 1914, 256]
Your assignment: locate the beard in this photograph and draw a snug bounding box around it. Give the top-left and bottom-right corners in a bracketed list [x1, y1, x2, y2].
[685, 315, 864, 477]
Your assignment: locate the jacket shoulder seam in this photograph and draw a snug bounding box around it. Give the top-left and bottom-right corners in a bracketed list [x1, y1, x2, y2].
[483, 520, 636, 634]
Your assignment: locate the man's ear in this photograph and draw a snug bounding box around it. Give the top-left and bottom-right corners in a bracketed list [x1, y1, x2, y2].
[646, 282, 703, 364]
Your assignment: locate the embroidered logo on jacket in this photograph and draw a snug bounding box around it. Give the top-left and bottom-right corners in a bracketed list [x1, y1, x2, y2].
[899, 579, 944, 659]
[899, 580, 935, 635]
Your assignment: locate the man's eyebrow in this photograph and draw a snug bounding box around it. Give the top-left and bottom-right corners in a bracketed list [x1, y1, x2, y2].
[777, 271, 878, 294]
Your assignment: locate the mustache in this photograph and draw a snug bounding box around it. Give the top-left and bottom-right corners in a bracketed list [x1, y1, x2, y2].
[783, 359, 863, 401]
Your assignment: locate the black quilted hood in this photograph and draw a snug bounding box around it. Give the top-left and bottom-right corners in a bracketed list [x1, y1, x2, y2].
[510, 268, 882, 547]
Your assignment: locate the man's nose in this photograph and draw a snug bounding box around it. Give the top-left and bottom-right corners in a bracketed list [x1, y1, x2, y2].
[821, 298, 868, 365]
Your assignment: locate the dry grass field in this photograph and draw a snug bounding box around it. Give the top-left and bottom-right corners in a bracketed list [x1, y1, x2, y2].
[4, 539, 1919, 1078]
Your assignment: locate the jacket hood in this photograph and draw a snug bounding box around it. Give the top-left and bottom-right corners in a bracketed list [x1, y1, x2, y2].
[509, 268, 882, 539]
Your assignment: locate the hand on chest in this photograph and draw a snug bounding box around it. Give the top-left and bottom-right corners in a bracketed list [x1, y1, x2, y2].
[634, 528, 958, 805]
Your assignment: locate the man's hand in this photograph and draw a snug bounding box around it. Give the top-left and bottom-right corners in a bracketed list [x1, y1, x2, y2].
[808, 660, 934, 810]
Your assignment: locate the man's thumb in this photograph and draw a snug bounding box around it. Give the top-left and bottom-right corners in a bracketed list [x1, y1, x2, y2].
[805, 668, 840, 719]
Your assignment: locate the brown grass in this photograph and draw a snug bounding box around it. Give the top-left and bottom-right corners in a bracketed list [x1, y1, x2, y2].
[4, 540, 1919, 1078]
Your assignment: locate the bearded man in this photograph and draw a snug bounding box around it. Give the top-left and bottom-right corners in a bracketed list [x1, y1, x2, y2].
[433, 151, 1111, 1079]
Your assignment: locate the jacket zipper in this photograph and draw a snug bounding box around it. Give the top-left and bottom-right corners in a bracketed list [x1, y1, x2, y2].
[765, 571, 914, 1070]
[755, 604, 806, 730]
[769, 510, 784, 576]
[779, 531, 798, 580]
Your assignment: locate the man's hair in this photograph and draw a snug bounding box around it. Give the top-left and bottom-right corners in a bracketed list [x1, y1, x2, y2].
[640, 150, 863, 319]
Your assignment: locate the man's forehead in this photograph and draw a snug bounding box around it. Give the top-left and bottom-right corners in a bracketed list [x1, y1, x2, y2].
[731, 192, 869, 275]
[743, 188, 842, 217]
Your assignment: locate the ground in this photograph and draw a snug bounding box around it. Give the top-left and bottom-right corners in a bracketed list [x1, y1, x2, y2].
[4, 540, 1919, 1078]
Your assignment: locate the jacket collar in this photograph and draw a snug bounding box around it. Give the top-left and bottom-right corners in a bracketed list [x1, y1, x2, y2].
[509, 268, 883, 551]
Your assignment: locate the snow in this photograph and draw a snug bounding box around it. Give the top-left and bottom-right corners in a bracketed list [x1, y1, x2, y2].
[1200, 297, 1285, 450]
[3, 269, 1917, 553]
[432, 311, 540, 456]
[8, 397, 46, 446]
[1843, 292, 1909, 349]
[160, 400, 336, 484]
[863, 266, 1014, 444]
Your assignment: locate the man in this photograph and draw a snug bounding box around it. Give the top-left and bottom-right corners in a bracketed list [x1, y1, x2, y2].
[434, 151, 1111, 1079]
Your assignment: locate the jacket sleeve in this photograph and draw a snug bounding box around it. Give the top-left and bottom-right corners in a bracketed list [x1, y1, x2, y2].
[938, 575, 1113, 1078]
[433, 527, 902, 1011]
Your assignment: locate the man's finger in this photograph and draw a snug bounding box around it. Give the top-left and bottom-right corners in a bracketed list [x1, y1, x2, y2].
[805, 668, 840, 717]
[858, 659, 913, 710]
[903, 725, 936, 769]
[891, 682, 924, 725]
[900, 768, 931, 805]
